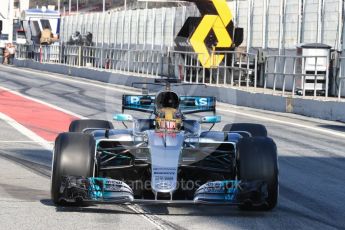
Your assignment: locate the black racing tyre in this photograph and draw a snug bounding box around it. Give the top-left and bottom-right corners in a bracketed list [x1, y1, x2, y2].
[51, 132, 95, 205]
[223, 123, 267, 137]
[69, 119, 113, 132]
[237, 137, 278, 210]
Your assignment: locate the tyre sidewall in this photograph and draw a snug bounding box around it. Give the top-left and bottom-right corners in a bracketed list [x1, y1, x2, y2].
[237, 137, 278, 210]
[51, 133, 95, 204]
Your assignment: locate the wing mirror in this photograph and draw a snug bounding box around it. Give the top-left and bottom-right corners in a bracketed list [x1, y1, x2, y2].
[113, 114, 133, 122]
[200, 115, 221, 123]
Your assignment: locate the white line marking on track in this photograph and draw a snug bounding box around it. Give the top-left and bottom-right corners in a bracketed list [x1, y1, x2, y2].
[217, 107, 345, 139]
[0, 140, 54, 143]
[0, 113, 53, 150]
[0, 65, 140, 95]
[126, 205, 166, 230]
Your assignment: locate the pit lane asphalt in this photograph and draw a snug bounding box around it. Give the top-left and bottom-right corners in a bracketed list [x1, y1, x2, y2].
[0, 119, 166, 230]
[0, 64, 345, 230]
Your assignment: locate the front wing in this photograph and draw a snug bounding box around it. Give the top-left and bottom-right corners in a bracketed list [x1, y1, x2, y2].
[59, 176, 268, 206]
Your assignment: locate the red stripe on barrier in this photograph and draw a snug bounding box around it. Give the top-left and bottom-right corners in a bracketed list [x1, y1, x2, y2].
[0, 89, 78, 141]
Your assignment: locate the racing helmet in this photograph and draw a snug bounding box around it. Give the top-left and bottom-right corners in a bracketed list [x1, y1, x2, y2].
[155, 91, 182, 132]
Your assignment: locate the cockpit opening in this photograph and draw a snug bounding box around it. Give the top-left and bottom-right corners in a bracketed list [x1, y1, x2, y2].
[155, 91, 179, 109]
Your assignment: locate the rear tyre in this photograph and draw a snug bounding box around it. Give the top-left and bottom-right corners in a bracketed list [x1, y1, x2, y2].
[223, 123, 267, 137]
[51, 132, 95, 205]
[69, 119, 113, 132]
[237, 137, 278, 210]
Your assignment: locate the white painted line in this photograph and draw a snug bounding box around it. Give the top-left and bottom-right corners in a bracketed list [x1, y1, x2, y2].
[0, 65, 140, 95]
[0, 140, 54, 143]
[126, 205, 166, 230]
[217, 107, 345, 139]
[0, 86, 86, 119]
[0, 113, 53, 150]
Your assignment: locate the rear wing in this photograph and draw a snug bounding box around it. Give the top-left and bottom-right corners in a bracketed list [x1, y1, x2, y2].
[122, 95, 216, 114]
[122, 95, 155, 113]
[179, 96, 216, 114]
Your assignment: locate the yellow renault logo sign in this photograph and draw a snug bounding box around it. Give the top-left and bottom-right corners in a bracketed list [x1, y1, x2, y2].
[190, 0, 233, 68]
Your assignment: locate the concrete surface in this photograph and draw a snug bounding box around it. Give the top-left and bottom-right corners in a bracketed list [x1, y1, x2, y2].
[0, 120, 157, 230]
[0, 64, 345, 229]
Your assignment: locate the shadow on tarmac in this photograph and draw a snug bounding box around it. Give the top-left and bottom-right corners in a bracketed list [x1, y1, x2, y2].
[318, 124, 345, 133]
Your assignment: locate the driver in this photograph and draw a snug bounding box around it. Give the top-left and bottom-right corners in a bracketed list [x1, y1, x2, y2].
[155, 91, 182, 132]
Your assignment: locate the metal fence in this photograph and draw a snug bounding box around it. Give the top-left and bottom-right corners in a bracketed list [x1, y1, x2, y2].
[16, 45, 61, 63]
[167, 50, 258, 89]
[15, 44, 345, 100]
[264, 54, 330, 98]
[15, 44, 259, 88]
[15, 44, 30, 59]
[16, 45, 163, 76]
[336, 57, 345, 100]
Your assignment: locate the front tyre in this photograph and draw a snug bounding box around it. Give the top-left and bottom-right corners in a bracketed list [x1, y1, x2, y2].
[237, 137, 278, 210]
[223, 123, 268, 137]
[51, 132, 95, 205]
[69, 119, 114, 132]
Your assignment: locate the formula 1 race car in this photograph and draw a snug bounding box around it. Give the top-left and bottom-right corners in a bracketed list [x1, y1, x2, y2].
[51, 81, 278, 210]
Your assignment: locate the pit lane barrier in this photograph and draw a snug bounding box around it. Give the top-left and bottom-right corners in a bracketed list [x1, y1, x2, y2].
[264, 54, 331, 98]
[15, 44, 259, 89]
[336, 57, 345, 100]
[14, 44, 345, 101]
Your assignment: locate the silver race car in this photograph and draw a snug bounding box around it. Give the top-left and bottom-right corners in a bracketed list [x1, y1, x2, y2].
[51, 81, 278, 210]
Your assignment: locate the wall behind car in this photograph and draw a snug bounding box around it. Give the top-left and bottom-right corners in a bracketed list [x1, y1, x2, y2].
[60, 0, 344, 52]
